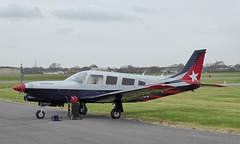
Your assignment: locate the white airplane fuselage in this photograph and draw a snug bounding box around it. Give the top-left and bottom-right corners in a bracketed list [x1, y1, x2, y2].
[23, 70, 188, 103]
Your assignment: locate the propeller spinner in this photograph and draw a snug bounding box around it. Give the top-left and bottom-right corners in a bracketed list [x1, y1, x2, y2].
[13, 84, 25, 92]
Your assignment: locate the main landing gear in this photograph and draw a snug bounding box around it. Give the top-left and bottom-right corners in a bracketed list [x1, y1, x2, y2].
[110, 100, 123, 119]
[79, 103, 88, 115]
[111, 109, 121, 119]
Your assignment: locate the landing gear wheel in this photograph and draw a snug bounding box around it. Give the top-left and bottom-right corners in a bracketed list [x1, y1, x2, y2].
[79, 106, 87, 115]
[111, 109, 121, 119]
[36, 110, 45, 119]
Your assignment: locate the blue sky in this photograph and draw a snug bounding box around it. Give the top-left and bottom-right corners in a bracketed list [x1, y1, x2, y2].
[0, 0, 239, 68]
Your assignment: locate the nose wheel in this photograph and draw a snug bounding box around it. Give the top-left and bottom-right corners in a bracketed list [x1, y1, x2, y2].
[36, 110, 45, 119]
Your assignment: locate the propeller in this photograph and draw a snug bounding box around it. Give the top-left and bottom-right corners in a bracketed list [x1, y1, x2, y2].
[16, 90, 24, 101]
[20, 63, 23, 84]
[14, 64, 25, 101]
[142, 68, 147, 75]
[161, 69, 167, 77]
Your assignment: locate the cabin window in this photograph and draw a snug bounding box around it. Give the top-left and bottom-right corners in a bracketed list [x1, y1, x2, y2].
[122, 78, 135, 85]
[87, 74, 103, 84]
[138, 81, 146, 86]
[106, 76, 117, 85]
[66, 72, 87, 83]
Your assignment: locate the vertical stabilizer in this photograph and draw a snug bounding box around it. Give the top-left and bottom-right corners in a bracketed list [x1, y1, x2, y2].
[172, 49, 206, 84]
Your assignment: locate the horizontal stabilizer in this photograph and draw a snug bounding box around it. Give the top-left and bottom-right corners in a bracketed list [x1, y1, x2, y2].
[193, 83, 227, 87]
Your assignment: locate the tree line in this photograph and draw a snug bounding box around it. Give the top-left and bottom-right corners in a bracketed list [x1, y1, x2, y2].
[22, 61, 240, 74]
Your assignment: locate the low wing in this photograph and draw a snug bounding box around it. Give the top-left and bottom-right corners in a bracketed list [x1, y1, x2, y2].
[82, 84, 175, 103]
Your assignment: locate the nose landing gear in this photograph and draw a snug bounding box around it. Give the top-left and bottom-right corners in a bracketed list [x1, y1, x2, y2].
[110, 99, 123, 119]
[36, 109, 45, 119]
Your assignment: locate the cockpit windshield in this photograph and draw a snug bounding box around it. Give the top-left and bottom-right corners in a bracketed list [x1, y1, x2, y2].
[65, 72, 87, 83]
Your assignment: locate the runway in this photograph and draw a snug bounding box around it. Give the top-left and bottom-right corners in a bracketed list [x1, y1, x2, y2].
[0, 100, 239, 144]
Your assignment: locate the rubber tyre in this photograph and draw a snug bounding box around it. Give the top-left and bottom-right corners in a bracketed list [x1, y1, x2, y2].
[79, 106, 87, 115]
[36, 110, 45, 119]
[111, 109, 121, 119]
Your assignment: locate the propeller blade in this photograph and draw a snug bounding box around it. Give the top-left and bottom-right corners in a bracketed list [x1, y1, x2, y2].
[20, 63, 23, 84]
[16, 92, 20, 101]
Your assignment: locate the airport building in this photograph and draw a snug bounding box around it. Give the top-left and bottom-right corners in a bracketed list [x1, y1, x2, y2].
[0, 67, 20, 75]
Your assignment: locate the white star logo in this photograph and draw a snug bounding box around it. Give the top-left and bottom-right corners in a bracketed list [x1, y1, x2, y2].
[189, 71, 198, 82]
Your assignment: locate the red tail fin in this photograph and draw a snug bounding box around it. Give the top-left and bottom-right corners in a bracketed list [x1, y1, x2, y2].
[181, 49, 206, 84]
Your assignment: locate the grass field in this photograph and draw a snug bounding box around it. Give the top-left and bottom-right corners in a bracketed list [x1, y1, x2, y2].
[0, 74, 71, 81]
[87, 86, 240, 134]
[0, 73, 240, 134]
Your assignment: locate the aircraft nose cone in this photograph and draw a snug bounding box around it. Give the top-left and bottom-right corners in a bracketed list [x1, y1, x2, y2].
[13, 84, 25, 92]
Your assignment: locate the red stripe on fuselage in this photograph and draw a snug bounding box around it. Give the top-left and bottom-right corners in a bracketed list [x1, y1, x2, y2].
[163, 91, 184, 94]
[138, 98, 150, 101]
[146, 84, 174, 89]
[149, 95, 164, 98]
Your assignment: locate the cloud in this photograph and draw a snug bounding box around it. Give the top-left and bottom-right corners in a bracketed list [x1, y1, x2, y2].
[132, 6, 156, 14]
[0, 4, 43, 18]
[197, 31, 212, 35]
[52, 8, 140, 22]
[55, 28, 74, 35]
[132, 5, 176, 16]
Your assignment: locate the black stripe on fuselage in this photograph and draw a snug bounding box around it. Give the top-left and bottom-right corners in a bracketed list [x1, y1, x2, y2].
[25, 88, 117, 103]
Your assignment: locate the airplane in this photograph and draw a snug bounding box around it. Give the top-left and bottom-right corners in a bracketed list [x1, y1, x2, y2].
[13, 49, 226, 119]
